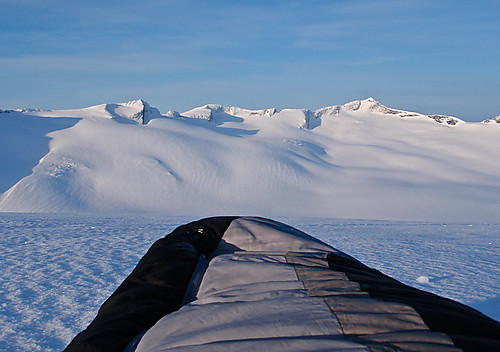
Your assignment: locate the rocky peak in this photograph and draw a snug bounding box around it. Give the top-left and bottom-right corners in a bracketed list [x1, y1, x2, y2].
[105, 99, 162, 125]
[482, 116, 500, 124]
[427, 114, 461, 126]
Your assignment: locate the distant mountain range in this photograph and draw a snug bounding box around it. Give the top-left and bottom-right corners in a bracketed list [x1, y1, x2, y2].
[1, 98, 499, 221]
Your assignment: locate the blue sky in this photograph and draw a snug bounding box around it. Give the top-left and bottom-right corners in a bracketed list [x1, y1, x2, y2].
[1, 0, 499, 121]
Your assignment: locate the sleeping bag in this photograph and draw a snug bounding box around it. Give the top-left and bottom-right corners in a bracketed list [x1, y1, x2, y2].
[64, 217, 500, 352]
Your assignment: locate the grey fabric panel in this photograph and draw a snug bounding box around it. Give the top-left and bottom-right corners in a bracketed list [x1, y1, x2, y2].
[217, 217, 335, 254]
[136, 252, 370, 351]
[325, 297, 461, 352]
[193, 253, 305, 304]
[144, 335, 370, 352]
[287, 252, 370, 298]
[136, 296, 365, 351]
[286, 252, 461, 352]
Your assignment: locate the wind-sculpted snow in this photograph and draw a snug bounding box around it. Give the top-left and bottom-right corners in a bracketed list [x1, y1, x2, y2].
[0, 214, 498, 351]
[0, 112, 80, 194]
[1, 98, 499, 221]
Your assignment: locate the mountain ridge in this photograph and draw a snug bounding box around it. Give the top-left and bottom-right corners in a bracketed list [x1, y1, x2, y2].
[3, 97, 497, 126]
[160, 97, 470, 126]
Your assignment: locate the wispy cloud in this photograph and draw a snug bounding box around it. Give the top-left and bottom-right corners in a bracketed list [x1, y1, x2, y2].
[0, 53, 203, 74]
[347, 55, 403, 67]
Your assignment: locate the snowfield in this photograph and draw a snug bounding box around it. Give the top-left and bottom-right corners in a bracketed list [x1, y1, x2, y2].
[0, 98, 499, 351]
[1, 98, 500, 221]
[0, 214, 498, 352]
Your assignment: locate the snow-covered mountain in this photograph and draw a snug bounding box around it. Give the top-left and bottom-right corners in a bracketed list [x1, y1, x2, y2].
[1, 98, 499, 221]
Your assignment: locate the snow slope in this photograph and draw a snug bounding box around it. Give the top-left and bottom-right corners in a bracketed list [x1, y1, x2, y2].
[1, 98, 500, 221]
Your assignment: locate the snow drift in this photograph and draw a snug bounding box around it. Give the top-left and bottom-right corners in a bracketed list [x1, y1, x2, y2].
[1, 98, 499, 221]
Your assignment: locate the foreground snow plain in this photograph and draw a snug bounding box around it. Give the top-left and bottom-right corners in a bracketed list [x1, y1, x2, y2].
[0, 214, 498, 352]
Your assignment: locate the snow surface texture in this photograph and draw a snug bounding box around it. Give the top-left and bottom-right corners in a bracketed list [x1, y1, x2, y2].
[0, 214, 498, 352]
[1, 98, 500, 221]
